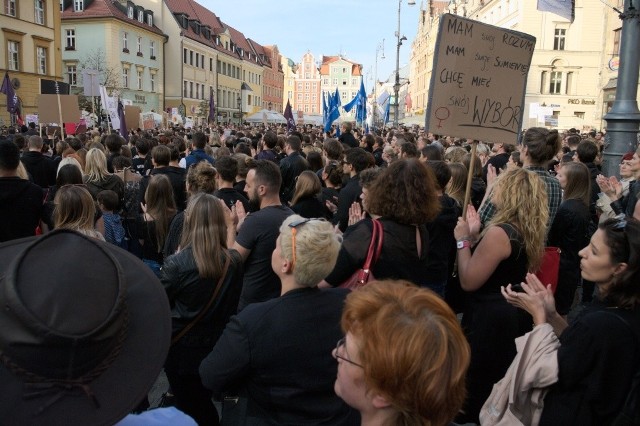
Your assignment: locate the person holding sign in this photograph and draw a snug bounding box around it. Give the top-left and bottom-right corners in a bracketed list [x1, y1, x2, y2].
[454, 167, 548, 423]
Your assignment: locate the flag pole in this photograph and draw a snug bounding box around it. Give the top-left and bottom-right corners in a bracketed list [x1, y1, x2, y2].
[57, 91, 65, 140]
[462, 141, 478, 218]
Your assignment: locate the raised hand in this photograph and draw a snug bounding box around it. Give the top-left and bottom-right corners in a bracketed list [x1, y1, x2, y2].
[348, 201, 365, 226]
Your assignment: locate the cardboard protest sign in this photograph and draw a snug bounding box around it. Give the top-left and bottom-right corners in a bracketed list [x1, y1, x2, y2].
[124, 105, 141, 131]
[426, 14, 536, 144]
[37, 95, 81, 124]
[142, 113, 155, 130]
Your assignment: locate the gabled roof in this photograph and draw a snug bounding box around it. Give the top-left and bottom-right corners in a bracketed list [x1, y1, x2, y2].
[61, 0, 165, 36]
[320, 55, 362, 76]
[247, 38, 271, 67]
[164, 0, 230, 55]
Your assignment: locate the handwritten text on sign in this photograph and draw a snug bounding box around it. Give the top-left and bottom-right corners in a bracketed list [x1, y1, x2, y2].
[426, 14, 536, 144]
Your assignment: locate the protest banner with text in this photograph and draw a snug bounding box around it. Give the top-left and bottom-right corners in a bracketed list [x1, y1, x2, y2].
[426, 14, 536, 144]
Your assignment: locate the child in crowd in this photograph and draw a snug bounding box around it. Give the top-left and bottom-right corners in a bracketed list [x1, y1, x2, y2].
[97, 189, 127, 249]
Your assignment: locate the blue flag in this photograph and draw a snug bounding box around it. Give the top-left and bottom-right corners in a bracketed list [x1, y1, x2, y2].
[322, 92, 328, 126]
[324, 88, 341, 133]
[118, 100, 128, 141]
[284, 99, 295, 132]
[537, 0, 574, 22]
[208, 88, 216, 123]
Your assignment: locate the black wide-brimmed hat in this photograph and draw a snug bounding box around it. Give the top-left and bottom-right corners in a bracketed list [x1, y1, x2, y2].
[0, 230, 171, 426]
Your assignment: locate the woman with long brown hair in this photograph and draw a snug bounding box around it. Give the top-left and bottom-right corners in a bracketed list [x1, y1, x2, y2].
[454, 167, 548, 423]
[548, 161, 592, 316]
[54, 184, 104, 241]
[290, 170, 327, 219]
[161, 193, 243, 426]
[138, 174, 176, 277]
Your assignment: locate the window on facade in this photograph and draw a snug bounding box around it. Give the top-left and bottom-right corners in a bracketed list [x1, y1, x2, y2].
[304, 105, 309, 113]
[137, 37, 142, 54]
[189, 82, 193, 98]
[297, 94, 302, 101]
[150, 73, 155, 92]
[565, 72, 573, 95]
[332, 78, 338, 85]
[74, 0, 83, 11]
[195, 83, 199, 99]
[60, 0, 63, 11]
[35, 0, 45, 24]
[137, 10, 144, 22]
[288, 91, 292, 99]
[549, 71, 562, 94]
[305, 73, 310, 79]
[312, 105, 316, 113]
[323, 78, 328, 85]
[312, 82, 317, 89]
[137, 69, 143, 90]
[342, 67, 346, 73]
[36, 47, 46, 74]
[540, 71, 547, 94]
[247, 95, 252, 106]
[123, 32, 128, 51]
[183, 81, 188, 97]
[67, 65, 77, 86]
[66, 29, 76, 49]
[574, 111, 585, 119]
[341, 91, 346, 100]
[553, 29, 566, 50]
[613, 28, 621, 55]
[305, 82, 310, 90]
[304, 94, 309, 100]
[8, 41, 19, 70]
[150, 41, 155, 58]
[122, 67, 129, 87]
[5, 0, 16, 15]
[189, 50, 193, 66]
[342, 79, 347, 85]
[127, 6, 133, 19]
[147, 14, 152, 26]
[195, 52, 199, 67]
[183, 48, 187, 64]
[352, 78, 357, 85]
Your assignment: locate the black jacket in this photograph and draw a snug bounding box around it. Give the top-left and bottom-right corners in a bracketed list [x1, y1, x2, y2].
[291, 195, 329, 219]
[336, 175, 361, 232]
[162, 248, 244, 336]
[0, 177, 43, 242]
[139, 166, 187, 211]
[84, 174, 125, 202]
[279, 151, 309, 204]
[20, 151, 57, 188]
[338, 132, 358, 148]
[200, 287, 359, 426]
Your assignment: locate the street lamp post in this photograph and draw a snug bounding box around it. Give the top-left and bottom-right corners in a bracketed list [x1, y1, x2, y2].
[237, 95, 242, 126]
[373, 39, 385, 129]
[603, 0, 640, 177]
[394, 0, 415, 128]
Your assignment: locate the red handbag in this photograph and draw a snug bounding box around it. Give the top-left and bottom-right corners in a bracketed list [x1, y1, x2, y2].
[535, 246, 561, 293]
[340, 219, 384, 290]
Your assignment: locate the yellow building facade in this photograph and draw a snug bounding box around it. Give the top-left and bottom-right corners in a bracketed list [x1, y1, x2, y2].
[1, 0, 62, 125]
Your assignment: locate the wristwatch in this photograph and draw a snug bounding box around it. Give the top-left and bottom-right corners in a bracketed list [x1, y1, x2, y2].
[456, 239, 471, 250]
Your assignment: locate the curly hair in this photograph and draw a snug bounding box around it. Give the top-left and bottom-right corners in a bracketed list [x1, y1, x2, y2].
[366, 159, 440, 224]
[186, 161, 217, 195]
[341, 280, 470, 426]
[487, 168, 548, 271]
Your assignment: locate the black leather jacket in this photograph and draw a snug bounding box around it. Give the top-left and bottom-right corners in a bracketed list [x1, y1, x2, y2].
[161, 247, 244, 340]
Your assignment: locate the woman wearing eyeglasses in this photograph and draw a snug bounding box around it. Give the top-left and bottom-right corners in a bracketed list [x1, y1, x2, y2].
[200, 215, 359, 425]
[333, 280, 470, 426]
[501, 217, 640, 425]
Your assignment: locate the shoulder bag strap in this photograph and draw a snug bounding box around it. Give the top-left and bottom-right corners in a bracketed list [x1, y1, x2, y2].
[171, 254, 231, 346]
[362, 219, 384, 271]
[372, 219, 384, 264]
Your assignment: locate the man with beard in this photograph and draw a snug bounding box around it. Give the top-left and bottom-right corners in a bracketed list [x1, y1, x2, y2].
[229, 160, 293, 311]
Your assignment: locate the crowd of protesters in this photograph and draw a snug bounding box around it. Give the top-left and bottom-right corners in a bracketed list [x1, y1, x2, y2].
[0, 120, 639, 426]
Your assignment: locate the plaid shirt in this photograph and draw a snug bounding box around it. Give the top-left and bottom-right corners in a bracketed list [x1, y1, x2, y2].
[478, 166, 561, 233]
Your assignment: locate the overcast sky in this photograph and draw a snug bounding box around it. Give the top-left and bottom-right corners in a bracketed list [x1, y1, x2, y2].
[199, 0, 423, 90]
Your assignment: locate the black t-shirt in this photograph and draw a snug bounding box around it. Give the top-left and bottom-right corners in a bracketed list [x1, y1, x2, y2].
[214, 187, 250, 212]
[235, 205, 293, 311]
